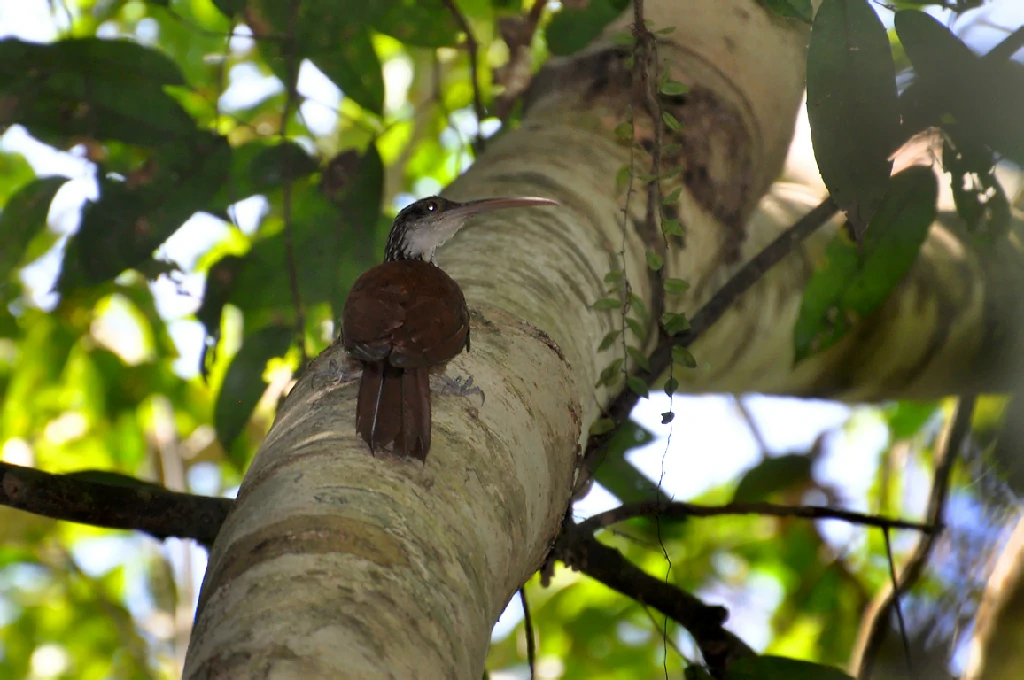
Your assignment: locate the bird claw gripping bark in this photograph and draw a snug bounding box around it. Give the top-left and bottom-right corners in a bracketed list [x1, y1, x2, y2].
[436, 374, 486, 406]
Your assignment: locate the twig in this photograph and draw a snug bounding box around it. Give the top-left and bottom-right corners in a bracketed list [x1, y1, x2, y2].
[882, 528, 913, 676]
[851, 396, 974, 679]
[733, 397, 769, 456]
[0, 462, 231, 548]
[554, 522, 753, 677]
[576, 197, 840, 490]
[520, 587, 536, 679]
[577, 499, 936, 536]
[440, 0, 485, 155]
[280, 0, 307, 365]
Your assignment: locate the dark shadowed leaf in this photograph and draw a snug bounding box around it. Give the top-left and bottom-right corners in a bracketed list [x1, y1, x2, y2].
[0, 177, 67, 282]
[214, 324, 295, 458]
[197, 255, 248, 377]
[226, 144, 383, 319]
[249, 142, 319, 191]
[212, 0, 247, 16]
[0, 38, 198, 146]
[732, 454, 814, 503]
[731, 655, 853, 680]
[547, 0, 631, 56]
[794, 166, 937, 362]
[896, 10, 1024, 166]
[759, 0, 813, 21]
[57, 134, 232, 291]
[806, 0, 900, 233]
[252, 0, 385, 114]
[370, 0, 461, 47]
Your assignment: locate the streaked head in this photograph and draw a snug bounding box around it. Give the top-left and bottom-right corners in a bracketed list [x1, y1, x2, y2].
[384, 195, 560, 263]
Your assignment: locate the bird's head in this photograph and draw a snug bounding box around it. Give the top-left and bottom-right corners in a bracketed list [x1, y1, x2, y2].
[384, 195, 559, 263]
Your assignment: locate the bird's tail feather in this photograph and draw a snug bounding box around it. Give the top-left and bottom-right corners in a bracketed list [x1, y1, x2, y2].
[356, 362, 432, 460]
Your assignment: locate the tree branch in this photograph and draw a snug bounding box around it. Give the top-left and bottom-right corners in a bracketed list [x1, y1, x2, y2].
[441, 0, 486, 155]
[850, 396, 974, 679]
[577, 499, 937, 535]
[553, 521, 753, 677]
[0, 462, 232, 548]
[577, 197, 840, 490]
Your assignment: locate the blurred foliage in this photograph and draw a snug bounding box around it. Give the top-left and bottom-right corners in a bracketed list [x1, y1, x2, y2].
[0, 0, 1019, 679]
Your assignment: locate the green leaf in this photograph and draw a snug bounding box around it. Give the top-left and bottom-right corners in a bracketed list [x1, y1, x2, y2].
[0, 177, 67, 281]
[604, 269, 623, 284]
[616, 164, 633, 192]
[214, 324, 295, 460]
[793, 166, 937, 362]
[624, 317, 646, 343]
[626, 345, 650, 372]
[660, 311, 690, 336]
[249, 142, 319, 191]
[661, 110, 682, 132]
[212, 0, 247, 16]
[0, 38, 197, 146]
[732, 454, 814, 503]
[629, 294, 648, 322]
[662, 218, 684, 237]
[663, 376, 679, 395]
[806, 0, 900, 233]
[58, 134, 232, 290]
[730, 656, 853, 680]
[645, 251, 664, 271]
[196, 255, 248, 376]
[664, 277, 690, 294]
[597, 330, 619, 352]
[626, 376, 649, 397]
[759, 0, 813, 22]
[369, 0, 461, 47]
[896, 10, 1024, 166]
[672, 344, 697, 368]
[662, 187, 681, 205]
[661, 411, 675, 424]
[659, 80, 688, 96]
[614, 122, 633, 140]
[597, 358, 624, 386]
[547, 0, 632, 56]
[592, 296, 623, 311]
[589, 418, 617, 436]
[884, 401, 939, 440]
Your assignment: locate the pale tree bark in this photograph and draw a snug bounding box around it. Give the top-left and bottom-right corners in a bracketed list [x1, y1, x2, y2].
[183, 0, 1024, 677]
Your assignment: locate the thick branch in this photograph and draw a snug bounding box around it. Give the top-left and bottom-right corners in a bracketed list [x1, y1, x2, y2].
[0, 462, 231, 548]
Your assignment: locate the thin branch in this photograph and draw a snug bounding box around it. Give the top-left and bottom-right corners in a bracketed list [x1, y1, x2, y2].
[576, 197, 840, 491]
[440, 0, 486, 155]
[577, 499, 936, 536]
[280, 0, 307, 365]
[851, 396, 974, 679]
[520, 587, 536, 679]
[881, 528, 914, 676]
[554, 522, 753, 677]
[0, 462, 231, 548]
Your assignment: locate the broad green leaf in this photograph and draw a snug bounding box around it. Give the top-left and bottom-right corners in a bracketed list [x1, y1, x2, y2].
[249, 142, 319, 192]
[645, 251, 663, 271]
[732, 454, 814, 503]
[369, 0, 461, 47]
[589, 417, 616, 436]
[730, 655, 853, 680]
[0, 38, 197, 146]
[807, 0, 900, 233]
[58, 134, 232, 290]
[793, 166, 937, 362]
[597, 330, 619, 351]
[759, 0, 813, 22]
[592, 297, 623, 310]
[626, 345, 649, 372]
[896, 10, 1024, 165]
[664, 277, 690, 294]
[547, 0, 631, 56]
[214, 324, 295, 458]
[883, 400, 938, 440]
[672, 344, 696, 368]
[0, 177, 68, 281]
[196, 255, 248, 376]
[251, 0, 385, 114]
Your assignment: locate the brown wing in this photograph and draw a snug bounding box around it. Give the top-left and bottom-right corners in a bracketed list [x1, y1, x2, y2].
[341, 260, 469, 368]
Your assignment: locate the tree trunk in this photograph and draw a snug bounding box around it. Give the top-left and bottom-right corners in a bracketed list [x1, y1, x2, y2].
[183, 1, 1024, 677]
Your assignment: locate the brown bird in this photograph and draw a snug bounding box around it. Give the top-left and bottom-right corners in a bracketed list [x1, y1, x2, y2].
[341, 194, 559, 461]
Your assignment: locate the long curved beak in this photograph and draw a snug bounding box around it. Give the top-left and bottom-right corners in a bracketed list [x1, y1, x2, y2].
[444, 196, 559, 219]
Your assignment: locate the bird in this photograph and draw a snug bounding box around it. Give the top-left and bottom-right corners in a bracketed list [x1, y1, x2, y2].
[340, 194, 559, 461]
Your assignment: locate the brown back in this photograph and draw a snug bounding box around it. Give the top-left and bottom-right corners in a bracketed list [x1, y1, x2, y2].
[342, 260, 470, 368]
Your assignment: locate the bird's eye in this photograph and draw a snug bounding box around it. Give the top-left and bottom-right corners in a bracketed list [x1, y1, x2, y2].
[424, 200, 438, 212]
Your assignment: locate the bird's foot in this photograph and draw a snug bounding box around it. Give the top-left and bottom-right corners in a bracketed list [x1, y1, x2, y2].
[434, 374, 486, 406]
[311, 357, 360, 391]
